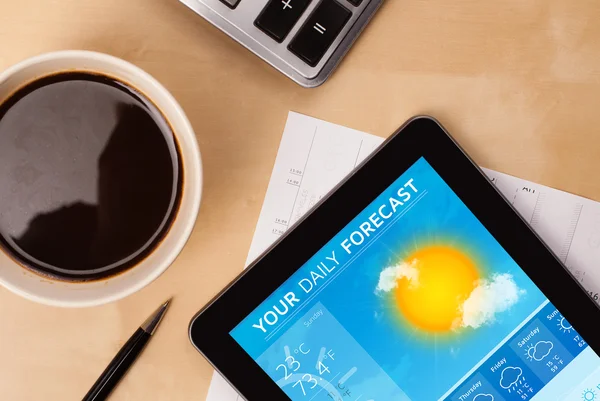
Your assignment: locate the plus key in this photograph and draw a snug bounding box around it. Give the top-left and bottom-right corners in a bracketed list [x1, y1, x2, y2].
[255, 0, 312, 43]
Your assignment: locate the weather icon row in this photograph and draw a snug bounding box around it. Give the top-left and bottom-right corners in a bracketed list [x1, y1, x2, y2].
[446, 303, 587, 401]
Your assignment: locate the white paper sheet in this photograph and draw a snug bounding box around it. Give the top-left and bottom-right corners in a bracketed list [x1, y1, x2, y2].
[206, 112, 600, 401]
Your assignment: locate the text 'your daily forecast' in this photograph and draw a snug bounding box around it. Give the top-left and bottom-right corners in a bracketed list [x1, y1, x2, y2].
[251, 178, 420, 334]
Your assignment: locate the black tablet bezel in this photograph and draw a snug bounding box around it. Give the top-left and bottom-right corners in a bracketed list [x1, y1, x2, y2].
[190, 116, 600, 401]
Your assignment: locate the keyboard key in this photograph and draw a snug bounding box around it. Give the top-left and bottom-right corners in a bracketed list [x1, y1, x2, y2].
[288, 0, 351, 67]
[347, 0, 363, 5]
[255, 0, 312, 43]
[219, 0, 241, 9]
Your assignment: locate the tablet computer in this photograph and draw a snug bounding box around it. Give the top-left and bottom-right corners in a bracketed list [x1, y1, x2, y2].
[190, 117, 600, 401]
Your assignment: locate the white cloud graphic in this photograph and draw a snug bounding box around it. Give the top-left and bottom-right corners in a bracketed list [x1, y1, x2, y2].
[375, 259, 419, 293]
[532, 340, 554, 361]
[500, 366, 522, 389]
[454, 273, 525, 329]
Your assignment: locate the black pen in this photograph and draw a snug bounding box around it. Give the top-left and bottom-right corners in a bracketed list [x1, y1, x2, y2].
[82, 299, 171, 401]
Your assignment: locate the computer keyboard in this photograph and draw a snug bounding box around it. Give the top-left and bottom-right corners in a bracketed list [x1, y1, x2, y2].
[179, 0, 384, 87]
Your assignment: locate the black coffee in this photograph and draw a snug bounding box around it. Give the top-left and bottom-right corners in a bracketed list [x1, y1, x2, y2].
[0, 72, 182, 281]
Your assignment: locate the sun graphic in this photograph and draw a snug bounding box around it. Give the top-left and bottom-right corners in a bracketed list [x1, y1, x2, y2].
[525, 344, 535, 361]
[557, 316, 573, 333]
[394, 245, 480, 333]
[582, 388, 596, 401]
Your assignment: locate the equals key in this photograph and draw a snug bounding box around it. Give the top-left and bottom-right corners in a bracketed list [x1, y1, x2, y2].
[314, 22, 327, 34]
[289, 0, 352, 67]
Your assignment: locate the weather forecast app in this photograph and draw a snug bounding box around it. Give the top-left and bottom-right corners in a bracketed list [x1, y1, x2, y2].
[231, 158, 600, 401]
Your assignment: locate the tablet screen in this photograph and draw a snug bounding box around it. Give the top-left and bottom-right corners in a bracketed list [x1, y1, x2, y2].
[231, 157, 599, 401]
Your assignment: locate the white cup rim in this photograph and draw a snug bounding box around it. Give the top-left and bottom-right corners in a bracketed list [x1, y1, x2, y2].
[0, 50, 203, 307]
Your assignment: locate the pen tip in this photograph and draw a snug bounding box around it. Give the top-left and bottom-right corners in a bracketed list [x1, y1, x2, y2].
[141, 298, 172, 335]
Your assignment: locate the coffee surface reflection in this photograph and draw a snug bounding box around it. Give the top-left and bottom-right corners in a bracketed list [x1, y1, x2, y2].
[0, 72, 182, 281]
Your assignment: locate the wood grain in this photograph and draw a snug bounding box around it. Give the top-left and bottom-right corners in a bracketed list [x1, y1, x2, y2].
[1, 0, 600, 399]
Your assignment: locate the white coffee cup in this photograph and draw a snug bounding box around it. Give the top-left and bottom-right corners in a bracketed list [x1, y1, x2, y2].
[0, 51, 202, 307]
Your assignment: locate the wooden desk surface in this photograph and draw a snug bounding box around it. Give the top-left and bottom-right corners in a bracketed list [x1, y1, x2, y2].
[1, 0, 600, 399]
